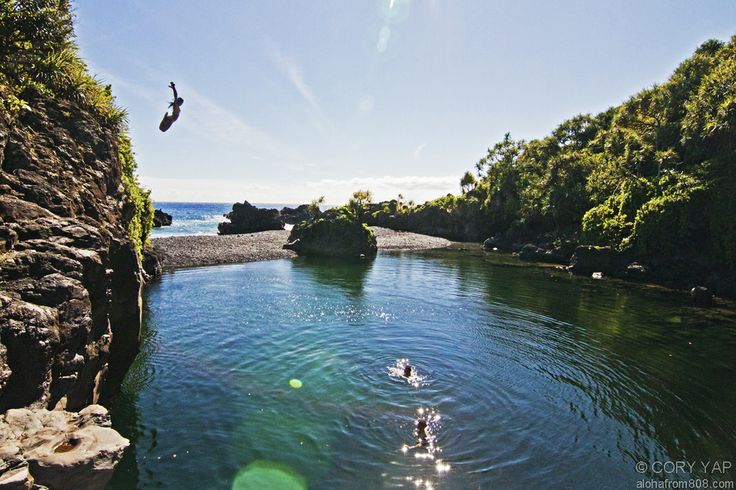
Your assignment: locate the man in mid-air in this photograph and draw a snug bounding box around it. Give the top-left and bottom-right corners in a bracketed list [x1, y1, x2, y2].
[159, 81, 183, 132]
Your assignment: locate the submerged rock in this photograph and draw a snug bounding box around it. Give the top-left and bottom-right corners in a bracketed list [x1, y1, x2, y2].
[0, 405, 128, 490]
[283, 208, 377, 258]
[690, 286, 714, 306]
[218, 201, 282, 235]
[152, 209, 172, 227]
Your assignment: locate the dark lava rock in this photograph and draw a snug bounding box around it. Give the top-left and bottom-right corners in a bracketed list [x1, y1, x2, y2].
[626, 262, 650, 281]
[482, 236, 507, 251]
[283, 208, 377, 258]
[0, 87, 144, 413]
[280, 204, 315, 225]
[519, 243, 544, 261]
[690, 286, 714, 306]
[141, 246, 162, 280]
[218, 201, 283, 235]
[152, 209, 172, 227]
[568, 246, 614, 275]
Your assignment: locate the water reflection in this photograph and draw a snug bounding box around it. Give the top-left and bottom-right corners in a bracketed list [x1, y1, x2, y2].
[108, 253, 736, 488]
[291, 255, 374, 297]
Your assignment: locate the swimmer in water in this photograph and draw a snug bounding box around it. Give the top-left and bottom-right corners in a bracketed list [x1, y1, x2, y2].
[416, 419, 429, 446]
[404, 419, 431, 450]
[403, 365, 413, 378]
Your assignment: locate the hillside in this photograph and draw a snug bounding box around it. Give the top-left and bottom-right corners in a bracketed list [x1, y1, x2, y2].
[365, 36, 736, 296]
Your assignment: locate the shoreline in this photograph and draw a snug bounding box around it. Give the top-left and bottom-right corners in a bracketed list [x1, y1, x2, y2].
[152, 227, 453, 271]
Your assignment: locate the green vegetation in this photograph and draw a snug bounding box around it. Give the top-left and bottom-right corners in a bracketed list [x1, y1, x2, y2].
[286, 206, 377, 258]
[0, 0, 152, 253]
[365, 36, 736, 289]
[118, 134, 155, 253]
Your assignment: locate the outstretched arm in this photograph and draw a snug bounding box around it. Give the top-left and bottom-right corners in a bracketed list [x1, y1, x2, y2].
[169, 82, 178, 100]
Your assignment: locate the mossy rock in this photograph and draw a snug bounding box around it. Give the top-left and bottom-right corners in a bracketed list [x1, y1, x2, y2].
[284, 208, 377, 258]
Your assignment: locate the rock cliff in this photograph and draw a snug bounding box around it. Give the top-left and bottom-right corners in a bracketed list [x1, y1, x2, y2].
[0, 88, 146, 486]
[0, 87, 144, 412]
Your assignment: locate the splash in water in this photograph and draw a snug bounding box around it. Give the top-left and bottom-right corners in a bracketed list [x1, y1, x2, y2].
[387, 358, 426, 387]
[401, 407, 443, 457]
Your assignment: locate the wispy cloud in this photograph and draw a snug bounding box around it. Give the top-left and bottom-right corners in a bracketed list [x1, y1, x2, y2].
[413, 143, 427, 159]
[266, 39, 332, 133]
[96, 68, 299, 162]
[180, 84, 283, 155]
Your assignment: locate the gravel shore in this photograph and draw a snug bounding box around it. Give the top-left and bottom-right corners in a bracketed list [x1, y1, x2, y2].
[152, 227, 452, 271]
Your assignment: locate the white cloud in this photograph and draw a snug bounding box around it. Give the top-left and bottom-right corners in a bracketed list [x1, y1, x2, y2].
[306, 175, 457, 203]
[141, 176, 273, 203]
[141, 174, 459, 205]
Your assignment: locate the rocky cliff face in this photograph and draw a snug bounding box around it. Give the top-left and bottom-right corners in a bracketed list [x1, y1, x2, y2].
[0, 87, 144, 413]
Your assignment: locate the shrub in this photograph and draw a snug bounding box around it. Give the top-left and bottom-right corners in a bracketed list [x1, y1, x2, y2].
[118, 135, 154, 254]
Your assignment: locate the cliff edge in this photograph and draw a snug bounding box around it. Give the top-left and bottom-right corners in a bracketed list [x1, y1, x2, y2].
[0, 86, 145, 412]
[0, 2, 154, 487]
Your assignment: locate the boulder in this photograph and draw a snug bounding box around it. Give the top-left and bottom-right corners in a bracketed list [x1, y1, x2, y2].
[283, 208, 377, 258]
[518, 243, 544, 261]
[482, 236, 506, 251]
[0, 405, 128, 490]
[690, 286, 714, 306]
[0, 462, 35, 489]
[626, 262, 650, 281]
[152, 209, 172, 227]
[279, 205, 314, 225]
[141, 246, 162, 280]
[218, 201, 282, 235]
[568, 246, 614, 275]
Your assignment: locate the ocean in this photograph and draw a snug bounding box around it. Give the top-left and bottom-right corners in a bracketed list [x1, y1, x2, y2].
[151, 202, 300, 237]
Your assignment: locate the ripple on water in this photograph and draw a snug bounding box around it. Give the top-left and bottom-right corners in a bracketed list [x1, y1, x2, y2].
[109, 256, 736, 489]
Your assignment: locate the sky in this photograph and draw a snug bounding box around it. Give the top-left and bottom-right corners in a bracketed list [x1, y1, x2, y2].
[73, 0, 736, 205]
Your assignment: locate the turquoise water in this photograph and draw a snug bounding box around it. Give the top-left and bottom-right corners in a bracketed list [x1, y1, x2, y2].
[108, 251, 736, 489]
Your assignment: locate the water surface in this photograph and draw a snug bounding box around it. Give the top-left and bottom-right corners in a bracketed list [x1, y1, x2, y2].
[109, 251, 736, 488]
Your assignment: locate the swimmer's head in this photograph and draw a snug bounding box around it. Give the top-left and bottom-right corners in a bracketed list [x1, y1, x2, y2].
[176, 97, 184, 106]
[417, 419, 428, 431]
[403, 365, 412, 378]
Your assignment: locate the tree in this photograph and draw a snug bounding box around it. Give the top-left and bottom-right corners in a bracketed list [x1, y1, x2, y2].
[307, 195, 325, 217]
[347, 189, 373, 221]
[460, 171, 476, 194]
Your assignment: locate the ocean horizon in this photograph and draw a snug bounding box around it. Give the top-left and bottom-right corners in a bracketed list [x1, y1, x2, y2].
[151, 201, 320, 237]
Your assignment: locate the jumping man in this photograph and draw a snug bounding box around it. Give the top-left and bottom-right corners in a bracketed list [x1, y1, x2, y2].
[159, 82, 183, 132]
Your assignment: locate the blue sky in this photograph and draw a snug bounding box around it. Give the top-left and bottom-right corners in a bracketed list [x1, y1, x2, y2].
[74, 0, 736, 204]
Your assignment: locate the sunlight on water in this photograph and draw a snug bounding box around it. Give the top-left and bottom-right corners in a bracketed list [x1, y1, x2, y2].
[387, 358, 427, 387]
[108, 251, 736, 488]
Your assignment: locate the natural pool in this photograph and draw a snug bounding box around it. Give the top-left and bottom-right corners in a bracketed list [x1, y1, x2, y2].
[108, 251, 736, 489]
